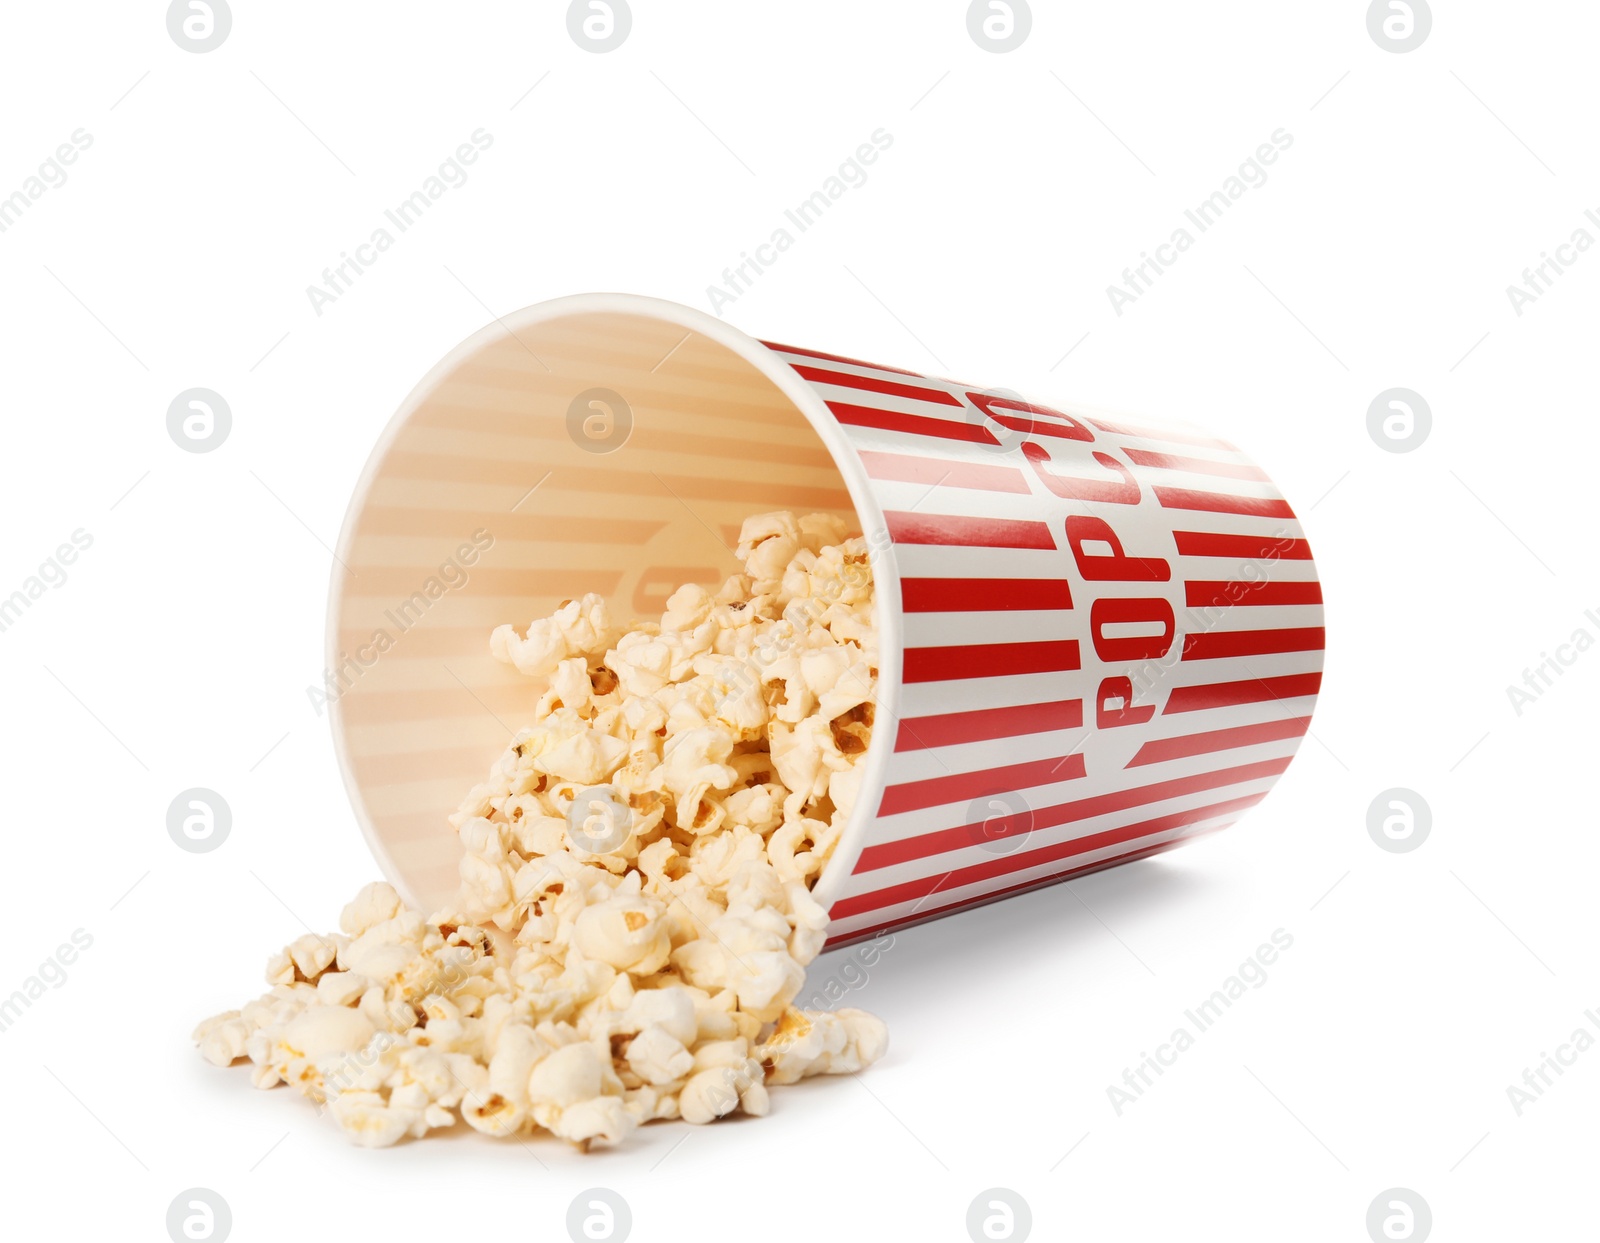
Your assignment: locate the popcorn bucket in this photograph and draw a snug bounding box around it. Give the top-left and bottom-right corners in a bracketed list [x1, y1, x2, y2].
[329, 293, 1324, 948]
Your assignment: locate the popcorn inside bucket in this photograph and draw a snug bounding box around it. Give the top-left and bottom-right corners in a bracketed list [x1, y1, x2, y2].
[197, 512, 889, 1149]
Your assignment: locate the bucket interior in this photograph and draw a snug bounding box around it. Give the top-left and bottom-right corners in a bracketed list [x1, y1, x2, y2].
[330, 307, 865, 914]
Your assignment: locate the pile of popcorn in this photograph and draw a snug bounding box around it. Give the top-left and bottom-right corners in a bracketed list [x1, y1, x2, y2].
[195, 512, 889, 1149]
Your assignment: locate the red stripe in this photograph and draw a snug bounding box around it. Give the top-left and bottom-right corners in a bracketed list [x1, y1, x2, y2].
[1182, 626, 1326, 660]
[1127, 716, 1312, 767]
[886, 511, 1056, 550]
[1156, 486, 1295, 519]
[1164, 672, 1323, 714]
[830, 832, 1248, 943]
[904, 639, 1080, 683]
[832, 831, 1203, 940]
[896, 699, 1084, 751]
[856, 756, 1291, 871]
[1184, 580, 1324, 609]
[859, 450, 1029, 495]
[901, 577, 1073, 613]
[833, 796, 1261, 921]
[792, 364, 960, 407]
[828, 400, 998, 447]
[878, 753, 1086, 817]
[1087, 418, 1235, 449]
[829, 838, 1202, 944]
[761, 340, 923, 377]
[1123, 448, 1269, 481]
[1173, 531, 1314, 560]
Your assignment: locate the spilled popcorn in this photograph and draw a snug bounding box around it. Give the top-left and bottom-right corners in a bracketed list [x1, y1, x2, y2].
[195, 511, 888, 1149]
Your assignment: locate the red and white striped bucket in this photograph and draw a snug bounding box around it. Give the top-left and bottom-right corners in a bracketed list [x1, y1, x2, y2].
[328, 293, 1324, 948]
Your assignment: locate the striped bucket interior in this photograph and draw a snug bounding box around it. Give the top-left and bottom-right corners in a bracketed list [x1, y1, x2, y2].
[331, 311, 860, 914]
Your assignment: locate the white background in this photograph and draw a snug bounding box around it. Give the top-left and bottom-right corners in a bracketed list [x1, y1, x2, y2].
[2, 1, 1595, 1239]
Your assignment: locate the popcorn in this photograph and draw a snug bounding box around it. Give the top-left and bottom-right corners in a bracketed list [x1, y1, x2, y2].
[571, 896, 672, 974]
[194, 1012, 251, 1068]
[756, 1007, 890, 1085]
[678, 1067, 746, 1124]
[197, 513, 890, 1150]
[626, 1025, 695, 1085]
[490, 593, 619, 678]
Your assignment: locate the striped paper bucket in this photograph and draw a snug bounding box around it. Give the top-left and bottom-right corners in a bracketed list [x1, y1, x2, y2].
[328, 292, 1324, 947]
